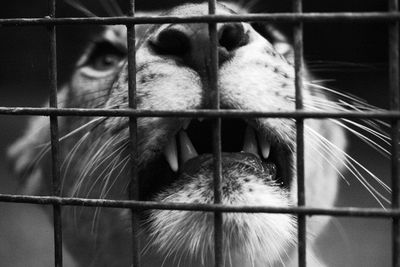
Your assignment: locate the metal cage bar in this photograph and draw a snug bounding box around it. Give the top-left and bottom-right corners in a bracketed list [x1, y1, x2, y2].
[207, 1, 223, 266]
[0, 193, 400, 217]
[47, 0, 63, 266]
[3, 12, 400, 26]
[293, 0, 306, 266]
[389, 0, 400, 266]
[127, 0, 141, 266]
[293, 0, 307, 267]
[3, 107, 400, 119]
[48, 2, 62, 267]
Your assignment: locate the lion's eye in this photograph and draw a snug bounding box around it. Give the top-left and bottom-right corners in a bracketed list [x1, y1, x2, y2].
[91, 54, 122, 71]
[85, 41, 125, 71]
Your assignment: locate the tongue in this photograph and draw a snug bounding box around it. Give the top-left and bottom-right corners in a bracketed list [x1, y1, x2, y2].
[180, 152, 276, 181]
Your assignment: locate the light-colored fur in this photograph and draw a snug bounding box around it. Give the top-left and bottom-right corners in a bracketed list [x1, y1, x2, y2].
[8, 3, 349, 267]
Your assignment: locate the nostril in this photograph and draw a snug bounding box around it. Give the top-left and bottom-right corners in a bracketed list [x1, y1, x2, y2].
[219, 23, 248, 52]
[151, 28, 191, 56]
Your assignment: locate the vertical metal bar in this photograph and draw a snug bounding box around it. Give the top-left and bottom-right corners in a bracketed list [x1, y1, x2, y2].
[208, 1, 223, 267]
[389, 0, 400, 266]
[293, 0, 306, 266]
[47, 0, 63, 266]
[127, 1, 140, 267]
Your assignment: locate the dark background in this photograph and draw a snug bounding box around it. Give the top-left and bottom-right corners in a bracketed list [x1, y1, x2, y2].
[0, 0, 392, 266]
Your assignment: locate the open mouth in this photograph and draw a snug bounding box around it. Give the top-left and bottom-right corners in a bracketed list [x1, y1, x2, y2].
[139, 118, 292, 201]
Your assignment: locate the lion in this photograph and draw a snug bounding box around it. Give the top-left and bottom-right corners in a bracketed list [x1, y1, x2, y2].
[7, 2, 390, 267]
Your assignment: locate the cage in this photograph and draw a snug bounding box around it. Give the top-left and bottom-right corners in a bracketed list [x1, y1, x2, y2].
[0, 0, 397, 266]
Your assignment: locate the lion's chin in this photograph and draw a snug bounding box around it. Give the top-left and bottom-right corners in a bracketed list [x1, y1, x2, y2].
[144, 153, 296, 266]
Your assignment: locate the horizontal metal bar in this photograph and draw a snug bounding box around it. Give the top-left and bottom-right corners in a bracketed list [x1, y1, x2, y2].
[0, 107, 399, 119]
[0, 193, 396, 218]
[1, 12, 400, 26]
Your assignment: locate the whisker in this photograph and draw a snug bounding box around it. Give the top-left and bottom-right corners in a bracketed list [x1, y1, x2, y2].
[100, 0, 116, 17]
[61, 117, 106, 142]
[338, 100, 390, 129]
[305, 136, 350, 185]
[101, 154, 130, 198]
[57, 91, 109, 107]
[97, 145, 129, 199]
[303, 87, 392, 158]
[73, 136, 127, 226]
[304, 103, 391, 156]
[306, 82, 379, 109]
[307, 130, 387, 207]
[25, 117, 107, 184]
[100, 0, 124, 17]
[340, 119, 390, 146]
[107, 0, 123, 16]
[65, 0, 98, 17]
[34, 117, 106, 149]
[61, 131, 90, 193]
[306, 125, 390, 207]
[81, 137, 127, 198]
[87, 135, 126, 178]
[308, 124, 391, 192]
[90, 153, 127, 233]
[20, 145, 51, 181]
[71, 133, 119, 197]
[69, 134, 104, 196]
[241, 0, 260, 12]
[306, 61, 382, 73]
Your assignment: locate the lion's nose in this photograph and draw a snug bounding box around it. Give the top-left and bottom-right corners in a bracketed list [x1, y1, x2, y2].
[150, 22, 248, 71]
[218, 23, 248, 52]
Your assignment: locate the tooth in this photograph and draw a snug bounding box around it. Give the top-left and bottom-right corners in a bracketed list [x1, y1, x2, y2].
[163, 137, 178, 172]
[198, 117, 204, 122]
[183, 119, 191, 130]
[179, 131, 198, 164]
[243, 126, 258, 156]
[258, 133, 271, 158]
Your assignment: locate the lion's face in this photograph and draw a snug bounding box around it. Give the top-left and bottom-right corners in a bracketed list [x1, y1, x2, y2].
[9, 3, 347, 267]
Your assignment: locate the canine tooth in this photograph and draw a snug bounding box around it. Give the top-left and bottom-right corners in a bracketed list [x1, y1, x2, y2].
[243, 126, 258, 156]
[163, 137, 178, 172]
[179, 131, 198, 163]
[183, 119, 191, 130]
[258, 133, 271, 158]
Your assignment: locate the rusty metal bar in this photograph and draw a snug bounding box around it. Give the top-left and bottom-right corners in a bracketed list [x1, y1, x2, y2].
[127, 1, 141, 266]
[389, 0, 400, 266]
[2, 13, 400, 26]
[293, 0, 306, 266]
[2, 107, 400, 119]
[47, 0, 63, 266]
[207, 1, 223, 266]
[0, 192, 399, 217]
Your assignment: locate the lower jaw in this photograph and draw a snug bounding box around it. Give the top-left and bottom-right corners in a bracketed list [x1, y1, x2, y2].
[139, 151, 279, 199]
